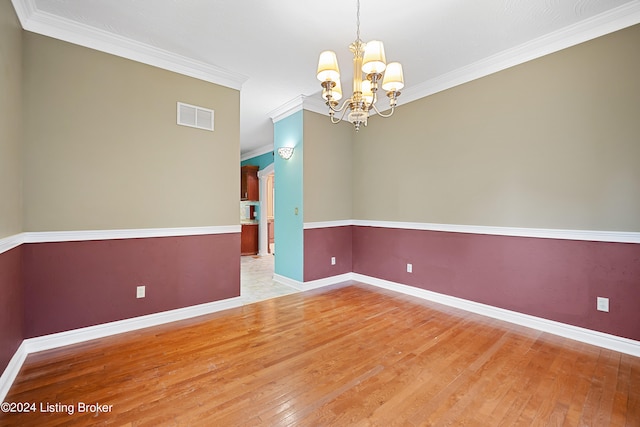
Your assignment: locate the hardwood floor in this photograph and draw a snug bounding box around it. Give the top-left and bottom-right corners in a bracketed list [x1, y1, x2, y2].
[2, 283, 639, 426]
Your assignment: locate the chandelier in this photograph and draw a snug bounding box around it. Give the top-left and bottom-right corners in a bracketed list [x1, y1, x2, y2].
[316, 0, 404, 131]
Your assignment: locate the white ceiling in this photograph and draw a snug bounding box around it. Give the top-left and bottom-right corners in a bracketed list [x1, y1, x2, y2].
[12, 0, 640, 155]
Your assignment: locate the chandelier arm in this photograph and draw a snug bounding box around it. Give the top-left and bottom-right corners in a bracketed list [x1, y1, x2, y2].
[330, 105, 350, 124]
[327, 97, 353, 114]
[370, 102, 395, 118]
[371, 90, 379, 108]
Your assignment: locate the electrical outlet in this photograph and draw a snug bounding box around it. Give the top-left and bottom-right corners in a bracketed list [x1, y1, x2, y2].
[137, 285, 146, 299]
[331, 257, 336, 265]
[597, 297, 609, 312]
[407, 263, 413, 273]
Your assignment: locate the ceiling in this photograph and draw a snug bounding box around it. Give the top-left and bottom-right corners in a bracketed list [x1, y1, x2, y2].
[12, 0, 640, 156]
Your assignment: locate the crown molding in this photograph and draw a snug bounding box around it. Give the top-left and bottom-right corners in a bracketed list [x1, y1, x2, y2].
[10, 0, 248, 90]
[399, 1, 640, 106]
[14, 0, 638, 114]
[301, 1, 640, 114]
[241, 144, 274, 162]
[269, 94, 334, 123]
[268, 95, 306, 123]
[301, 96, 330, 117]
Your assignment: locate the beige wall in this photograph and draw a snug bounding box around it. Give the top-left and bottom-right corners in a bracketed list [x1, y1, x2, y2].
[303, 110, 353, 223]
[353, 24, 640, 232]
[0, 1, 23, 238]
[22, 33, 240, 231]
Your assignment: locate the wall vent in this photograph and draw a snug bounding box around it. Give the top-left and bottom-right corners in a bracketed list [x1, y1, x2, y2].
[177, 102, 214, 131]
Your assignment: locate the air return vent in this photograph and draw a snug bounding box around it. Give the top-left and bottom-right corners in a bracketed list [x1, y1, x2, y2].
[177, 102, 214, 131]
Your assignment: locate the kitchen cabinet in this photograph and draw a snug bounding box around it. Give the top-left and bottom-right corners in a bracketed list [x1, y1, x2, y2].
[241, 165, 259, 201]
[241, 223, 258, 256]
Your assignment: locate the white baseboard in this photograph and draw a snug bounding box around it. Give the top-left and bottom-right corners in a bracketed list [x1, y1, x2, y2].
[0, 342, 28, 404]
[3, 272, 639, 403]
[0, 296, 243, 402]
[351, 273, 640, 357]
[274, 271, 640, 357]
[273, 273, 352, 291]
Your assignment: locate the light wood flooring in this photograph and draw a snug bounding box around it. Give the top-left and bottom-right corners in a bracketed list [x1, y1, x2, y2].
[2, 283, 639, 426]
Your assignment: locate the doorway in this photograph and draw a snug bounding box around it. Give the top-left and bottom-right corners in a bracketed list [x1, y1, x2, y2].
[257, 163, 275, 257]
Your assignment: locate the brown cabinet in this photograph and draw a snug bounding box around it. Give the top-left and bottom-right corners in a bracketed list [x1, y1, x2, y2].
[241, 165, 259, 201]
[241, 223, 258, 256]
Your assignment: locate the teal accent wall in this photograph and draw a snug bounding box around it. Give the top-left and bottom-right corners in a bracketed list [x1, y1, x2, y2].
[241, 151, 274, 170]
[273, 110, 304, 282]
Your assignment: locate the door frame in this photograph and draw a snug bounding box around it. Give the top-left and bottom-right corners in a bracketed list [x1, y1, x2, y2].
[257, 162, 274, 256]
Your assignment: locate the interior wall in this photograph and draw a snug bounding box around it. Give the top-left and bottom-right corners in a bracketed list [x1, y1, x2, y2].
[0, 0, 24, 375]
[353, 24, 640, 232]
[23, 234, 240, 337]
[20, 32, 242, 337]
[0, 0, 23, 238]
[302, 111, 353, 281]
[350, 24, 640, 341]
[273, 110, 304, 281]
[22, 33, 240, 231]
[241, 151, 274, 170]
[303, 110, 353, 223]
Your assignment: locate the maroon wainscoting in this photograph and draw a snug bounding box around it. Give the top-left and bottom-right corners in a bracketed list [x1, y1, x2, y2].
[22, 233, 240, 338]
[0, 246, 24, 374]
[304, 226, 352, 282]
[353, 226, 640, 341]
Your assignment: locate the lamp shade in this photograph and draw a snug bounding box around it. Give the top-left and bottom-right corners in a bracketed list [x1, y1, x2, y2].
[382, 62, 404, 92]
[361, 80, 374, 104]
[362, 40, 386, 75]
[317, 51, 340, 82]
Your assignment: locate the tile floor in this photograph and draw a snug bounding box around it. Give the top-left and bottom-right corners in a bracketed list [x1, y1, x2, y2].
[240, 254, 299, 304]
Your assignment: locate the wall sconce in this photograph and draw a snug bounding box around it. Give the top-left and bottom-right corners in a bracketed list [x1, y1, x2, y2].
[277, 147, 294, 160]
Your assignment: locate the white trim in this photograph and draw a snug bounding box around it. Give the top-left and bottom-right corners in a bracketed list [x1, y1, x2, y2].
[3, 271, 639, 401]
[399, 2, 640, 107]
[1, 226, 241, 255]
[301, 2, 640, 116]
[301, 96, 331, 117]
[23, 225, 240, 244]
[304, 220, 354, 230]
[0, 342, 28, 403]
[11, 0, 247, 90]
[258, 163, 275, 257]
[0, 233, 23, 255]
[241, 145, 274, 162]
[301, 219, 640, 244]
[272, 273, 303, 289]
[352, 220, 640, 244]
[352, 273, 640, 357]
[11, 0, 640, 110]
[0, 297, 243, 402]
[273, 273, 352, 291]
[272, 271, 640, 356]
[269, 95, 306, 123]
[24, 297, 243, 354]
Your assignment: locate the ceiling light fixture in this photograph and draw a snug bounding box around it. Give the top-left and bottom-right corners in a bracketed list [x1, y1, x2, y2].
[316, 0, 404, 131]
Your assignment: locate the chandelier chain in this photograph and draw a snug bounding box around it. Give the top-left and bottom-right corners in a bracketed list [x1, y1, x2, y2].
[356, 0, 361, 42]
